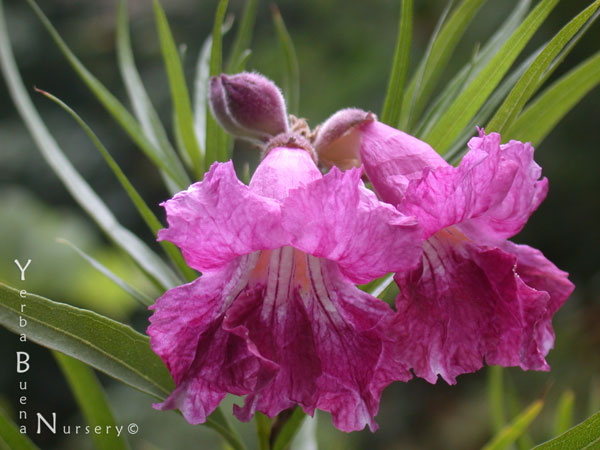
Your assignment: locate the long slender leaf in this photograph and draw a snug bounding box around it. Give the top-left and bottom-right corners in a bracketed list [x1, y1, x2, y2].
[273, 407, 307, 450]
[553, 390, 576, 437]
[36, 88, 196, 282]
[116, 0, 185, 195]
[488, 366, 507, 433]
[227, 0, 258, 73]
[54, 352, 130, 450]
[0, 5, 179, 291]
[444, 47, 540, 163]
[0, 408, 40, 450]
[0, 284, 245, 450]
[487, 0, 600, 134]
[380, 0, 412, 126]
[482, 400, 544, 450]
[504, 51, 600, 146]
[194, 15, 234, 153]
[414, 0, 531, 137]
[402, 0, 487, 129]
[533, 410, 600, 449]
[424, 0, 558, 154]
[255, 413, 272, 450]
[205, 0, 230, 168]
[153, 0, 204, 178]
[272, 5, 300, 116]
[57, 238, 154, 307]
[399, 0, 454, 130]
[23, 0, 189, 190]
[0, 282, 173, 399]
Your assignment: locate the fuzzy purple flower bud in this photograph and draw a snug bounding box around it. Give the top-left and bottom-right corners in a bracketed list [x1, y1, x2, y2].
[209, 72, 289, 144]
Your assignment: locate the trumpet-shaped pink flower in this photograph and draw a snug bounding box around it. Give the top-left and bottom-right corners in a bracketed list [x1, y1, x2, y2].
[148, 145, 422, 432]
[317, 114, 574, 384]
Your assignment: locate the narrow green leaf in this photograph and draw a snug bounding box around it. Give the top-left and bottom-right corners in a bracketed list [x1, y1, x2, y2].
[272, 5, 300, 115]
[504, 51, 600, 146]
[272, 407, 307, 450]
[0, 282, 173, 399]
[444, 47, 540, 163]
[0, 8, 180, 291]
[205, 0, 230, 169]
[255, 413, 272, 450]
[415, 0, 531, 137]
[204, 408, 247, 450]
[554, 390, 576, 437]
[36, 88, 195, 283]
[0, 407, 40, 450]
[54, 352, 130, 450]
[0, 283, 245, 450]
[482, 400, 544, 450]
[194, 15, 234, 156]
[400, 0, 487, 129]
[23, 0, 189, 190]
[57, 238, 154, 307]
[424, 0, 558, 154]
[380, 0, 412, 126]
[534, 410, 600, 449]
[153, 0, 204, 178]
[488, 0, 600, 134]
[116, 0, 186, 195]
[227, 0, 258, 73]
[488, 366, 507, 433]
[368, 273, 395, 298]
[506, 374, 535, 450]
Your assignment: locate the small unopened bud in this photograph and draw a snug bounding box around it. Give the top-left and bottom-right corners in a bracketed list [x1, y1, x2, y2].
[313, 108, 374, 169]
[209, 72, 289, 144]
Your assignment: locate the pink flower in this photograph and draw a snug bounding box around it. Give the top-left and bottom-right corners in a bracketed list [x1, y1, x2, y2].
[316, 114, 574, 384]
[147, 144, 422, 432]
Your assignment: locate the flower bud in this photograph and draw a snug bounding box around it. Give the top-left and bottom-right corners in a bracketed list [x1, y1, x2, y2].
[313, 108, 374, 169]
[209, 72, 289, 144]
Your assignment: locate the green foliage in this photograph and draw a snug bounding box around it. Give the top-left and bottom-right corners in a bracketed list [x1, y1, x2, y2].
[272, 407, 307, 450]
[227, 0, 258, 73]
[0, 408, 40, 450]
[57, 239, 154, 307]
[153, 0, 205, 178]
[401, 0, 488, 129]
[36, 89, 195, 282]
[272, 5, 300, 116]
[553, 390, 576, 437]
[116, 0, 184, 196]
[482, 400, 544, 450]
[54, 352, 130, 450]
[487, 0, 600, 134]
[533, 410, 600, 449]
[380, 0, 412, 126]
[205, 0, 230, 169]
[0, 4, 180, 291]
[22, 0, 189, 191]
[505, 51, 600, 146]
[424, 0, 558, 154]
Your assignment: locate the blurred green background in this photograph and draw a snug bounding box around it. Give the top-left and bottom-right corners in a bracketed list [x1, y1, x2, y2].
[0, 0, 599, 448]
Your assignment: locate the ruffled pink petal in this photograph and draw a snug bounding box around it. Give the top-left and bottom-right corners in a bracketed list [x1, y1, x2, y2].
[223, 251, 402, 432]
[459, 132, 549, 242]
[399, 130, 548, 240]
[281, 166, 422, 284]
[399, 132, 520, 238]
[158, 162, 287, 271]
[150, 244, 402, 432]
[391, 230, 555, 384]
[249, 146, 322, 201]
[357, 120, 447, 205]
[502, 241, 574, 355]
